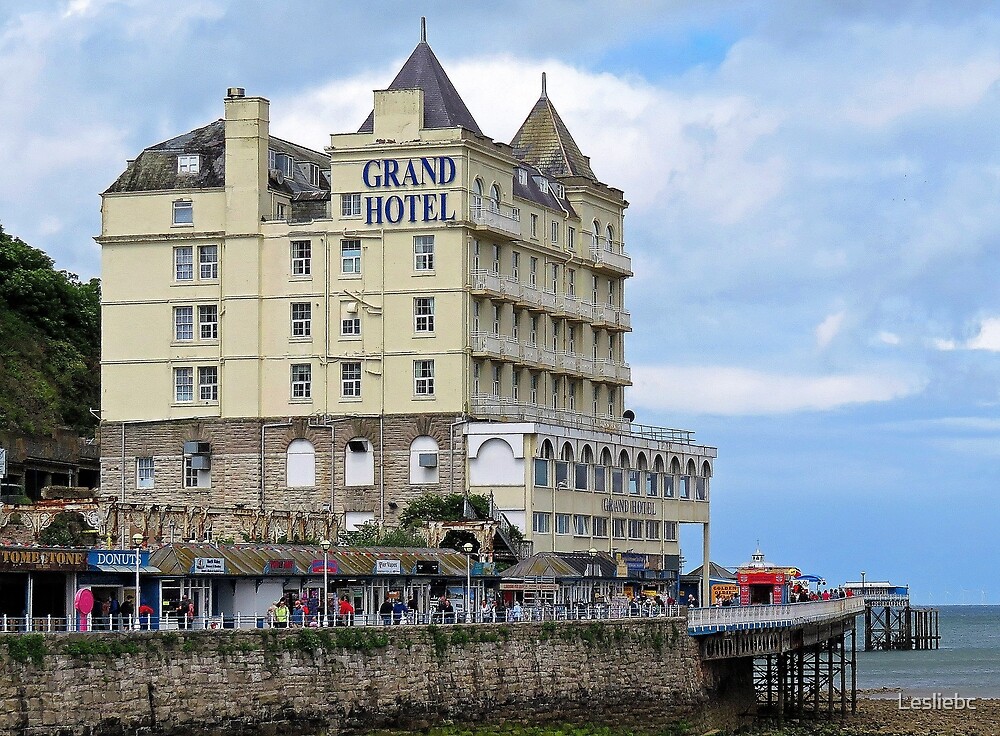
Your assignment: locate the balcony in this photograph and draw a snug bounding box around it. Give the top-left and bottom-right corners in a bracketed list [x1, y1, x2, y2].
[595, 359, 631, 384]
[589, 238, 633, 276]
[471, 332, 504, 359]
[470, 270, 503, 298]
[471, 202, 521, 240]
[468, 395, 696, 443]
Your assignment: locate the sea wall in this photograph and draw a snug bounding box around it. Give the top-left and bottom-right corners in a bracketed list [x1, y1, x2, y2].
[0, 619, 753, 736]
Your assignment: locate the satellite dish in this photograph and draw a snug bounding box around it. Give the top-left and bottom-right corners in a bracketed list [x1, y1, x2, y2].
[623, 410, 635, 422]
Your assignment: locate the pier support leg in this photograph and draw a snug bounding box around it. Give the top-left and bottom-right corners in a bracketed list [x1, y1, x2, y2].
[701, 521, 710, 609]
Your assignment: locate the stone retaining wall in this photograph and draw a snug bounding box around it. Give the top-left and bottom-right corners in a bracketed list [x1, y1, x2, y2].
[0, 619, 753, 736]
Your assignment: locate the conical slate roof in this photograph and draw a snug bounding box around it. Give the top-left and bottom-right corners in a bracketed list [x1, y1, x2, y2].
[511, 74, 596, 181]
[358, 37, 482, 136]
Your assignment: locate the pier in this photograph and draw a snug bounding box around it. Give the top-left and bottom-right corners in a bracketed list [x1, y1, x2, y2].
[689, 597, 864, 724]
[844, 581, 940, 651]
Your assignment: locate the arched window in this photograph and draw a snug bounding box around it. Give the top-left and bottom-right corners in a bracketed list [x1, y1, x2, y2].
[473, 179, 484, 215]
[490, 184, 501, 213]
[409, 435, 440, 485]
[600, 447, 614, 467]
[702, 460, 712, 477]
[286, 439, 315, 488]
[653, 454, 665, 473]
[670, 456, 681, 474]
[581, 444, 594, 464]
[592, 219, 601, 248]
[560, 442, 575, 462]
[636, 452, 648, 471]
[345, 437, 375, 487]
[606, 224, 614, 251]
[540, 439, 555, 459]
[618, 449, 630, 468]
[686, 459, 697, 476]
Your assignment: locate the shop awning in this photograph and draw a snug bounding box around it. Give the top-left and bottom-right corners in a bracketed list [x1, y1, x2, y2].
[89, 563, 161, 573]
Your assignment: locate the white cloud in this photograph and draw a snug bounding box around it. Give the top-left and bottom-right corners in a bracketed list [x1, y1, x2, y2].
[630, 364, 926, 415]
[966, 317, 1000, 351]
[930, 338, 957, 351]
[878, 331, 901, 346]
[815, 310, 846, 349]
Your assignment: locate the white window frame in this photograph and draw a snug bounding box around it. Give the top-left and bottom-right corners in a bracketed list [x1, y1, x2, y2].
[414, 235, 435, 271]
[198, 305, 218, 340]
[341, 193, 362, 218]
[341, 316, 361, 337]
[291, 363, 312, 400]
[291, 240, 311, 277]
[532, 512, 551, 534]
[173, 306, 193, 341]
[198, 366, 218, 401]
[174, 367, 194, 402]
[530, 213, 538, 238]
[136, 457, 155, 489]
[593, 516, 609, 538]
[174, 246, 193, 281]
[414, 297, 435, 334]
[198, 245, 218, 280]
[573, 514, 590, 536]
[341, 361, 362, 398]
[550, 220, 559, 244]
[511, 251, 520, 280]
[341, 239, 361, 275]
[555, 513, 571, 535]
[183, 455, 210, 489]
[291, 302, 312, 338]
[172, 200, 193, 225]
[414, 359, 435, 396]
[177, 155, 200, 174]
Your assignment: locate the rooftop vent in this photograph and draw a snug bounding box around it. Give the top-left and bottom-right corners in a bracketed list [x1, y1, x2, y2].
[227, 87, 245, 99]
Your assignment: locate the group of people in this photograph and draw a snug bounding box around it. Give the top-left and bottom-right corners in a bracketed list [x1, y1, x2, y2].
[377, 595, 418, 625]
[790, 585, 852, 603]
[266, 592, 320, 628]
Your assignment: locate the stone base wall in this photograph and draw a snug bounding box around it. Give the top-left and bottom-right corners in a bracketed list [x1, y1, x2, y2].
[0, 620, 753, 736]
[98, 414, 467, 541]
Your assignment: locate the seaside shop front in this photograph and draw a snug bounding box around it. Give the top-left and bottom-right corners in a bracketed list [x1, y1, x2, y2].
[146, 543, 491, 626]
[0, 547, 89, 626]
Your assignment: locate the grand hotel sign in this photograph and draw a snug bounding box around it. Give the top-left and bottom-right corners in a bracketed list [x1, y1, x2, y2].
[362, 156, 458, 225]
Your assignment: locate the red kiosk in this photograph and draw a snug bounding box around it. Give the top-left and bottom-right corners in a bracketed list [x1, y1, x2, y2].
[737, 548, 800, 605]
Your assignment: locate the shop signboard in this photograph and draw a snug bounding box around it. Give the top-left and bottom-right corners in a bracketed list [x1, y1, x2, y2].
[87, 550, 150, 569]
[374, 559, 401, 575]
[191, 557, 226, 575]
[621, 553, 647, 573]
[310, 559, 339, 575]
[264, 559, 298, 575]
[0, 548, 88, 571]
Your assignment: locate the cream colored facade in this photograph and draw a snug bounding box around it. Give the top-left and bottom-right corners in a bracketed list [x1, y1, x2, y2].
[98, 34, 713, 593]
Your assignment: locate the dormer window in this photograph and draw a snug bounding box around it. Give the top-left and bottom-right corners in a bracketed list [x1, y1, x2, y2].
[517, 168, 528, 186]
[551, 182, 564, 199]
[177, 155, 200, 174]
[306, 162, 320, 187]
[269, 150, 294, 179]
[533, 176, 549, 194]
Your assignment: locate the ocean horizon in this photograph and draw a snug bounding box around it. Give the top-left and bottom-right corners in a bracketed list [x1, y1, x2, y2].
[856, 604, 1000, 698]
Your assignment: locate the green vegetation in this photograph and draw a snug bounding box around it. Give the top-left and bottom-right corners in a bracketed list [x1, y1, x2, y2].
[398, 492, 489, 526]
[0, 224, 100, 436]
[367, 724, 695, 736]
[4, 634, 46, 665]
[38, 511, 98, 546]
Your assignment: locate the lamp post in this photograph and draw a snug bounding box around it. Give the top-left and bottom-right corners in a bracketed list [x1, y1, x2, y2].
[462, 542, 475, 623]
[860, 570, 866, 600]
[320, 538, 331, 627]
[132, 533, 143, 630]
[587, 548, 598, 617]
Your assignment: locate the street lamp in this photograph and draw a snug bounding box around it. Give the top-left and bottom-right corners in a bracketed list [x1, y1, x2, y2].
[132, 533, 143, 630]
[587, 548, 598, 617]
[462, 541, 475, 622]
[860, 570, 866, 600]
[320, 538, 331, 627]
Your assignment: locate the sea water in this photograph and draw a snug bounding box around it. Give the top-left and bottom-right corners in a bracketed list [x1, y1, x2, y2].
[856, 605, 1000, 697]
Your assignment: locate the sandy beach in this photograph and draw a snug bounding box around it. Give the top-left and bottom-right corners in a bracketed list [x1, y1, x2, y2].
[821, 697, 1000, 735]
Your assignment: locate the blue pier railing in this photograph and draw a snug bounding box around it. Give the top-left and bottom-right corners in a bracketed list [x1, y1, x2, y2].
[686, 597, 865, 636]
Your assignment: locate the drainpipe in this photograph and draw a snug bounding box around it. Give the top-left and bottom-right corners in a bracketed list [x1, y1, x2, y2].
[260, 420, 293, 508]
[120, 422, 126, 548]
[449, 416, 469, 497]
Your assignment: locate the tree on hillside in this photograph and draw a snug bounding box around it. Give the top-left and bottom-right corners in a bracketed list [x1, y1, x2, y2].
[0, 224, 100, 435]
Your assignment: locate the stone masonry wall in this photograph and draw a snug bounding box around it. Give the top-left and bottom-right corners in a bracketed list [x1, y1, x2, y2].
[98, 414, 467, 542]
[0, 619, 752, 736]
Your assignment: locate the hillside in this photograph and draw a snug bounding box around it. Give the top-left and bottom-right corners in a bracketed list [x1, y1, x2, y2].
[0, 224, 100, 436]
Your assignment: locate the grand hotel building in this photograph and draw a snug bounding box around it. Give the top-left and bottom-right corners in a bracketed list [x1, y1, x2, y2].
[98, 26, 715, 593]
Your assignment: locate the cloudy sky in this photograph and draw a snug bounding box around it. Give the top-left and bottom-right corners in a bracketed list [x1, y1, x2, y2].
[3, 1, 1000, 603]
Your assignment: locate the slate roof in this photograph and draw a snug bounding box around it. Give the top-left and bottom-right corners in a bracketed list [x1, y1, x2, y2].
[681, 561, 737, 581]
[510, 80, 597, 181]
[105, 120, 227, 193]
[501, 551, 618, 580]
[358, 41, 483, 136]
[104, 122, 330, 200]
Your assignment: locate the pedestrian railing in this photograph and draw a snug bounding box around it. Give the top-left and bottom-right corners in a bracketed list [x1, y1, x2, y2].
[686, 597, 865, 636]
[0, 604, 685, 634]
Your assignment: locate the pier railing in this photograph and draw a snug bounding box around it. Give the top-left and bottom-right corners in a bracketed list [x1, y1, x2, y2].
[687, 597, 865, 635]
[0, 603, 684, 634]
